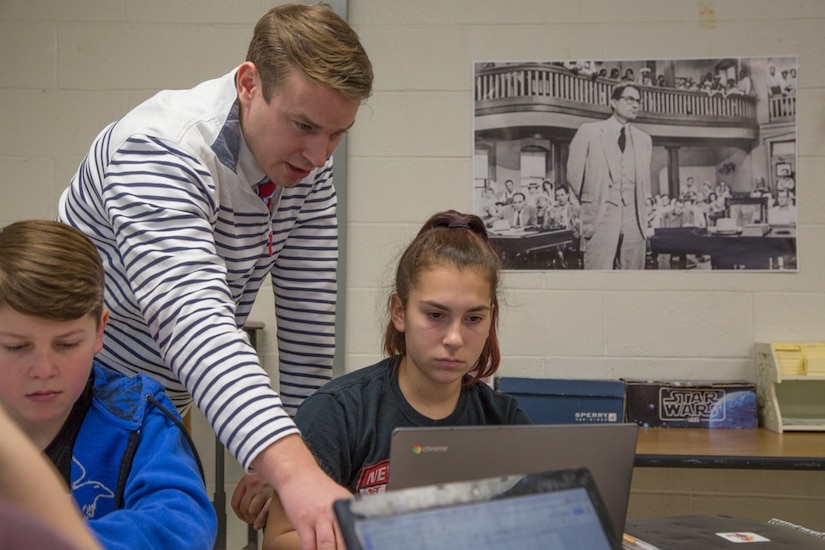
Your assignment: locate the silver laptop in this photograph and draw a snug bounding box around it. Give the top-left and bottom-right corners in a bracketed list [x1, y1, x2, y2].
[387, 423, 639, 540]
[335, 467, 622, 550]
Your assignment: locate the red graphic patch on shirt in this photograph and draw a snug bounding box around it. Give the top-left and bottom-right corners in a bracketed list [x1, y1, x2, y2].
[355, 459, 389, 494]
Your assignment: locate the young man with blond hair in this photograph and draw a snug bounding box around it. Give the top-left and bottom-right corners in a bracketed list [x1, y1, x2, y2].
[59, 4, 374, 547]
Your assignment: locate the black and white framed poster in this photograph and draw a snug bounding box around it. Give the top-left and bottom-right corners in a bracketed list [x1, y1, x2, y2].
[473, 56, 798, 271]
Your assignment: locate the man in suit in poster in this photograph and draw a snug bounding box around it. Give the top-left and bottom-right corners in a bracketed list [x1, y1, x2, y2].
[498, 191, 537, 228]
[567, 82, 652, 269]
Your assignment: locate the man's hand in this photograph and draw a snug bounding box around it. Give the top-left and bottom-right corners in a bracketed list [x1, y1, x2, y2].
[231, 471, 274, 529]
[252, 434, 351, 550]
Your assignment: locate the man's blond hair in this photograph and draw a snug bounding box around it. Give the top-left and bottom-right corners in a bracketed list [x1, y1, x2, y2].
[247, 3, 373, 102]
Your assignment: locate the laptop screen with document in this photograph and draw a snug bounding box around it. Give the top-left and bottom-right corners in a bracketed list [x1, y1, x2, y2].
[334, 467, 621, 550]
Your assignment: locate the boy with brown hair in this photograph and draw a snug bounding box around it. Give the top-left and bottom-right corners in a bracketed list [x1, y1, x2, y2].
[0, 220, 216, 549]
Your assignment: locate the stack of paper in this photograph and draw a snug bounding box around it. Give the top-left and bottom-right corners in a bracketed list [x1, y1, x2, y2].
[773, 343, 805, 376]
[802, 343, 825, 375]
[742, 223, 771, 237]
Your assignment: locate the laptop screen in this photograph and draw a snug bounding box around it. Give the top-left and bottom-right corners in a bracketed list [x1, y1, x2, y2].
[335, 468, 621, 550]
[387, 423, 638, 540]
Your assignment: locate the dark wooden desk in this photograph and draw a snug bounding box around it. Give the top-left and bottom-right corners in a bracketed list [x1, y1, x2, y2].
[634, 428, 825, 470]
[649, 227, 796, 270]
[489, 228, 575, 269]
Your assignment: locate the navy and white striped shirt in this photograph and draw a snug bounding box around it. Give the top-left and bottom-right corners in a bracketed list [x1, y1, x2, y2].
[58, 70, 336, 469]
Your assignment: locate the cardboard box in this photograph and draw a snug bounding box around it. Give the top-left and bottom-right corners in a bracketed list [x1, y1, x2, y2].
[496, 377, 625, 424]
[624, 380, 757, 429]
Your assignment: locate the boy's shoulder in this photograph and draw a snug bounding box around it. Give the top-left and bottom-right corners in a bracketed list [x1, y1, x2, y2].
[93, 362, 163, 393]
[91, 363, 168, 423]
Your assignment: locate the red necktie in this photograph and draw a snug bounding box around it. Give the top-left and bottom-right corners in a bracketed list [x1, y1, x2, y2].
[257, 178, 276, 210]
[257, 178, 276, 256]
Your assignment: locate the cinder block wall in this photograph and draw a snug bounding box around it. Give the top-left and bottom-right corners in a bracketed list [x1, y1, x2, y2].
[2, 0, 824, 544]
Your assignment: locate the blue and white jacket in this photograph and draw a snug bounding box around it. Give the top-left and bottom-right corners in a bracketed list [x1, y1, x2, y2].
[72, 363, 216, 549]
